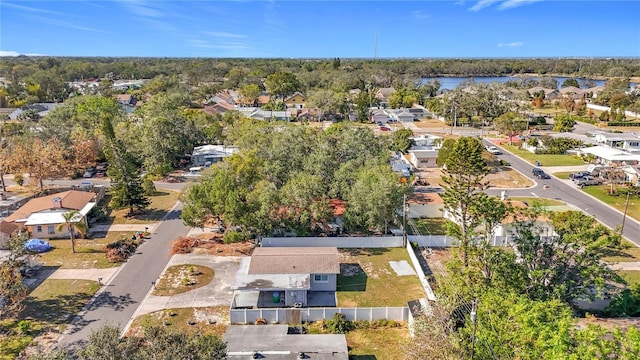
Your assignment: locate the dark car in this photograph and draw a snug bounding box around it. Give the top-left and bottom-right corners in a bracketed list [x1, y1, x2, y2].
[570, 171, 590, 181]
[537, 171, 551, 180]
[532, 168, 544, 176]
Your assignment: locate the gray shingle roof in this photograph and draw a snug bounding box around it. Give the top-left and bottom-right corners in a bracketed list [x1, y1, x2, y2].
[248, 247, 340, 274]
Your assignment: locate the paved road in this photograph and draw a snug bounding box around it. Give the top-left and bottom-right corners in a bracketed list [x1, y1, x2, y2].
[58, 201, 190, 346]
[484, 140, 640, 247]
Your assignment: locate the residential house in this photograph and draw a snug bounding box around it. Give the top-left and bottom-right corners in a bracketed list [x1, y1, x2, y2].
[224, 325, 348, 360]
[284, 92, 305, 109]
[387, 109, 415, 122]
[202, 102, 234, 116]
[579, 146, 640, 166]
[209, 91, 236, 106]
[0, 220, 19, 249]
[391, 153, 412, 178]
[559, 86, 587, 100]
[4, 190, 96, 239]
[115, 94, 136, 107]
[375, 87, 395, 107]
[527, 86, 560, 100]
[191, 144, 238, 167]
[592, 131, 640, 154]
[587, 86, 605, 99]
[9, 103, 58, 120]
[371, 109, 390, 123]
[231, 247, 340, 309]
[408, 192, 443, 218]
[257, 95, 271, 106]
[406, 135, 442, 169]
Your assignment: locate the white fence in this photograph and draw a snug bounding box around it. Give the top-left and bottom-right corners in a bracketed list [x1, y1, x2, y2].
[260, 236, 403, 248]
[405, 241, 436, 301]
[407, 235, 511, 247]
[587, 103, 640, 119]
[229, 306, 409, 324]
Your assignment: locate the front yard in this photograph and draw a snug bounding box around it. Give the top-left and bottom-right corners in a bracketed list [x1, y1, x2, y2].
[337, 248, 425, 307]
[501, 144, 586, 166]
[128, 307, 229, 337]
[582, 186, 640, 222]
[36, 232, 135, 269]
[102, 190, 181, 225]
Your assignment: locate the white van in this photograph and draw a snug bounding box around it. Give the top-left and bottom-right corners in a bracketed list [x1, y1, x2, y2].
[187, 167, 203, 176]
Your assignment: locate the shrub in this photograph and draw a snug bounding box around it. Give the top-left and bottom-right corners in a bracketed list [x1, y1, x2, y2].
[16, 320, 32, 335]
[171, 236, 201, 254]
[325, 313, 354, 334]
[105, 238, 139, 263]
[13, 174, 24, 186]
[223, 231, 249, 244]
[142, 176, 156, 195]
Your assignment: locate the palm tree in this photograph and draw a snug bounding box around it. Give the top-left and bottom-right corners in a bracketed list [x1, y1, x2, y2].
[56, 210, 88, 254]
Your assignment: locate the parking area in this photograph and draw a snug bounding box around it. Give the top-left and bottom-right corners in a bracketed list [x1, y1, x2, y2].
[135, 254, 241, 315]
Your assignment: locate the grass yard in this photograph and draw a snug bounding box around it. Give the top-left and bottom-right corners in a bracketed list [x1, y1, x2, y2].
[582, 186, 640, 222]
[413, 118, 447, 129]
[337, 248, 425, 307]
[407, 218, 447, 235]
[485, 166, 534, 188]
[509, 196, 565, 207]
[602, 243, 640, 263]
[128, 307, 228, 337]
[36, 232, 135, 269]
[553, 171, 572, 179]
[501, 145, 585, 166]
[21, 279, 100, 330]
[617, 271, 640, 287]
[346, 327, 409, 360]
[110, 191, 180, 224]
[152, 264, 215, 296]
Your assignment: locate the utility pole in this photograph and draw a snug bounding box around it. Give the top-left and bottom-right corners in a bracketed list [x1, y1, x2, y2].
[620, 190, 632, 236]
[470, 298, 479, 360]
[402, 194, 408, 247]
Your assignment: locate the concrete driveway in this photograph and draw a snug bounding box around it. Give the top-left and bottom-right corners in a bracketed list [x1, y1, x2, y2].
[134, 254, 241, 316]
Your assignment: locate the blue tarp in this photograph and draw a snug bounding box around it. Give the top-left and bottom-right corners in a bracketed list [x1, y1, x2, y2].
[24, 238, 52, 253]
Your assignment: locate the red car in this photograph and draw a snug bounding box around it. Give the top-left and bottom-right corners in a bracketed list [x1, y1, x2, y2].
[379, 126, 391, 131]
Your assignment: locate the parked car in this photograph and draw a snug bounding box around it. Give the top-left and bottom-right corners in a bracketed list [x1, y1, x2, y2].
[570, 172, 590, 180]
[576, 176, 602, 187]
[379, 126, 391, 131]
[532, 168, 544, 176]
[83, 167, 96, 178]
[486, 146, 502, 155]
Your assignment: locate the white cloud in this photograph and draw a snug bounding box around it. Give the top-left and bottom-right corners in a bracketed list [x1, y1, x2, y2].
[470, 0, 541, 11]
[499, 0, 543, 10]
[469, 0, 501, 12]
[2, 2, 70, 17]
[25, 15, 107, 33]
[117, 0, 163, 18]
[497, 41, 524, 48]
[412, 10, 430, 19]
[203, 32, 247, 39]
[0, 50, 46, 57]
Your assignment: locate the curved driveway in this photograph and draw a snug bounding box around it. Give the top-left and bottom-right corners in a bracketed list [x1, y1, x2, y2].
[484, 140, 640, 247]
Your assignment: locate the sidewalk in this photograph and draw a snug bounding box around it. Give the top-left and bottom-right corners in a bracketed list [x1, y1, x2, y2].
[90, 223, 160, 233]
[609, 262, 640, 271]
[48, 268, 120, 282]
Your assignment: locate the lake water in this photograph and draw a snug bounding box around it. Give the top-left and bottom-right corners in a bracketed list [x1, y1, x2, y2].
[421, 76, 615, 90]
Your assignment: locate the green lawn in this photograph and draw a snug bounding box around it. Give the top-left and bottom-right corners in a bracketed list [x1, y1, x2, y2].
[509, 196, 565, 207]
[617, 271, 640, 287]
[552, 171, 572, 179]
[501, 145, 586, 166]
[582, 186, 640, 222]
[21, 279, 100, 330]
[111, 191, 180, 224]
[602, 243, 640, 263]
[129, 307, 228, 337]
[346, 327, 409, 360]
[407, 218, 447, 235]
[337, 248, 425, 307]
[37, 232, 135, 269]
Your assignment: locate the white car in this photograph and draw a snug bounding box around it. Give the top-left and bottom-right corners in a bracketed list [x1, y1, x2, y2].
[487, 146, 502, 155]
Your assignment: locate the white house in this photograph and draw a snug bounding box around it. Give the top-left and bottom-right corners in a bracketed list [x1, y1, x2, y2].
[191, 145, 238, 167]
[592, 131, 640, 154]
[579, 146, 640, 166]
[407, 134, 442, 169]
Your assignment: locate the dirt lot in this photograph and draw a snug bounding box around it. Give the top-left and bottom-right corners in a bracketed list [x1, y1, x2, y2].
[415, 166, 533, 188]
[181, 233, 255, 256]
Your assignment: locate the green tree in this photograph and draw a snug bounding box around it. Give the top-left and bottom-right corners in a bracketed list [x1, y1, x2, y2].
[441, 137, 489, 266]
[264, 71, 301, 100]
[561, 78, 580, 88]
[238, 83, 261, 106]
[436, 138, 455, 167]
[102, 117, 150, 216]
[493, 111, 527, 145]
[354, 87, 377, 122]
[56, 210, 88, 254]
[0, 258, 29, 320]
[553, 114, 575, 132]
[389, 128, 415, 153]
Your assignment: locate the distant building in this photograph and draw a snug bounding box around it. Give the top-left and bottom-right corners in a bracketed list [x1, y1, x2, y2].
[191, 145, 238, 167]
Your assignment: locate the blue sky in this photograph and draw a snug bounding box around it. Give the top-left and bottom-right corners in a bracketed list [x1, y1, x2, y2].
[1, 0, 639, 58]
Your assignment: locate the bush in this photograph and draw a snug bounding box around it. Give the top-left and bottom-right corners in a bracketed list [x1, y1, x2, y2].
[142, 176, 157, 195]
[325, 313, 354, 334]
[13, 174, 24, 186]
[105, 238, 139, 263]
[223, 231, 249, 244]
[171, 236, 201, 254]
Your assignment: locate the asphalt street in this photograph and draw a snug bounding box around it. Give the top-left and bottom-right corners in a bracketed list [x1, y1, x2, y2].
[484, 140, 640, 247]
[57, 201, 190, 347]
